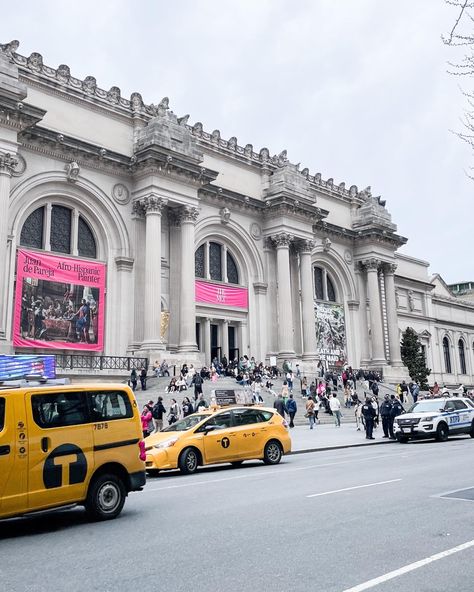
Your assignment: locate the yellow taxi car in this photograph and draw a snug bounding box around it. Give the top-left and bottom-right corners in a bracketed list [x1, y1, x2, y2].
[0, 380, 146, 522]
[144, 405, 291, 474]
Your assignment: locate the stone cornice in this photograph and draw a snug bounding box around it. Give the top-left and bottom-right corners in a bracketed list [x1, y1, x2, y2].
[264, 195, 328, 224]
[0, 94, 46, 131]
[199, 184, 264, 214]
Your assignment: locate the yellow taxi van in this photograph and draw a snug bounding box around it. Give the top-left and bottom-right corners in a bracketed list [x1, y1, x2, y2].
[0, 379, 146, 521]
[145, 404, 291, 475]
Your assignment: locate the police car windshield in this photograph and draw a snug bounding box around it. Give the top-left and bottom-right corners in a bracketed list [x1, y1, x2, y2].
[162, 414, 208, 432]
[409, 400, 444, 413]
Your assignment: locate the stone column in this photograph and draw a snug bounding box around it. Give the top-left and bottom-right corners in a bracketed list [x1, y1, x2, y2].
[222, 319, 229, 360]
[355, 266, 370, 365]
[273, 233, 295, 357]
[383, 263, 403, 366]
[364, 258, 386, 365]
[0, 153, 16, 337]
[141, 195, 166, 351]
[178, 206, 199, 352]
[240, 319, 249, 359]
[299, 240, 317, 361]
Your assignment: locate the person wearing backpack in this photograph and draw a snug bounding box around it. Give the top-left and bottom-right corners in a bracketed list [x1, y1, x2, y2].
[152, 396, 167, 432]
[192, 371, 203, 401]
[168, 398, 179, 425]
[129, 368, 138, 391]
[286, 393, 297, 428]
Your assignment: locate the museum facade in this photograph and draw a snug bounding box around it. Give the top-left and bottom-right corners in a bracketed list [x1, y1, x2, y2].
[0, 40, 473, 386]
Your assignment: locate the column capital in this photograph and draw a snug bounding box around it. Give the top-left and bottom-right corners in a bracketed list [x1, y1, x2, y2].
[271, 232, 294, 248]
[361, 257, 382, 271]
[0, 152, 18, 176]
[142, 195, 167, 215]
[296, 239, 316, 254]
[177, 205, 199, 224]
[383, 262, 397, 275]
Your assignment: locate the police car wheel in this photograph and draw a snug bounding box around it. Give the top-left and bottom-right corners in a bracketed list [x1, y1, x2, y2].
[469, 420, 474, 438]
[263, 440, 282, 465]
[396, 435, 409, 444]
[85, 473, 126, 521]
[179, 447, 199, 474]
[435, 422, 449, 442]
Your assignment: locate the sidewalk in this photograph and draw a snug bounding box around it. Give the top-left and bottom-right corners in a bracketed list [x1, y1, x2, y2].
[289, 423, 393, 454]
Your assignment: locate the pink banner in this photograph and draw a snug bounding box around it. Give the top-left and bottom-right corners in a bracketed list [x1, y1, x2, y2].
[195, 280, 248, 309]
[13, 250, 106, 351]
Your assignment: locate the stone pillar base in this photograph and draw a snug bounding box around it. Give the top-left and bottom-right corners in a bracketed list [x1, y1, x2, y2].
[382, 364, 410, 385]
[0, 339, 13, 354]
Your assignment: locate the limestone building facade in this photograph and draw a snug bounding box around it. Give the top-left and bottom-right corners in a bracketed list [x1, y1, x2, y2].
[0, 40, 473, 386]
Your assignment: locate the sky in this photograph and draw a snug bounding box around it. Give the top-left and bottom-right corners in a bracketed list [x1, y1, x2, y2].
[1, 0, 471, 283]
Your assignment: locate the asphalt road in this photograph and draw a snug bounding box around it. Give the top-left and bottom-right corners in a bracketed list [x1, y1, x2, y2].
[1, 439, 474, 592]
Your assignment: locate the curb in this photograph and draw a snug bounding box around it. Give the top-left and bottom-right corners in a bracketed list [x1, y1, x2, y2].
[288, 439, 394, 455]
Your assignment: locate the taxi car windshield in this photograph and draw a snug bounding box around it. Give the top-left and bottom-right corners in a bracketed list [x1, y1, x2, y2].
[162, 414, 209, 432]
[408, 400, 444, 413]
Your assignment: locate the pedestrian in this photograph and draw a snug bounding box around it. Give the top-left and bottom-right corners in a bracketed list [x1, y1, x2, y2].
[301, 376, 308, 398]
[139, 366, 147, 390]
[354, 398, 363, 431]
[362, 396, 376, 439]
[168, 398, 179, 424]
[130, 368, 138, 391]
[400, 380, 409, 404]
[286, 393, 297, 428]
[379, 395, 392, 438]
[192, 371, 203, 401]
[182, 396, 193, 417]
[389, 395, 405, 439]
[141, 405, 152, 438]
[152, 396, 166, 432]
[305, 396, 316, 429]
[281, 381, 289, 403]
[411, 381, 420, 404]
[273, 393, 286, 418]
[195, 393, 208, 411]
[329, 393, 342, 427]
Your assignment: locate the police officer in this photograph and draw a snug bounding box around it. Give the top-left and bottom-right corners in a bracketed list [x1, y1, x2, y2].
[389, 395, 405, 439]
[362, 396, 376, 439]
[380, 395, 393, 438]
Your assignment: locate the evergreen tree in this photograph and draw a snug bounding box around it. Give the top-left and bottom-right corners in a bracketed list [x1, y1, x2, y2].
[400, 327, 431, 388]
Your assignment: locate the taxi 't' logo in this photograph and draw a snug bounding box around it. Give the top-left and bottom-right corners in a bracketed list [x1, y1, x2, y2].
[221, 437, 230, 449]
[43, 444, 87, 489]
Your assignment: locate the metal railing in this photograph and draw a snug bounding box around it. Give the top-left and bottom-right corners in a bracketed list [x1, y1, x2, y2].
[55, 354, 148, 372]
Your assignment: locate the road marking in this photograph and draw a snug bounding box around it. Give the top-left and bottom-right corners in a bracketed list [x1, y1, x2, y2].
[306, 478, 402, 498]
[341, 539, 474, 592]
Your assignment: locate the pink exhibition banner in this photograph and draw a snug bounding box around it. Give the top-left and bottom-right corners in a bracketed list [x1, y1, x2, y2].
[195, 280, 248, 309]
[13, 249, 106, 352]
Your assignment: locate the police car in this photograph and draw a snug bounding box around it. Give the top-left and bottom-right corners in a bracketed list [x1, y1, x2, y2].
[393, 397, 474, 443]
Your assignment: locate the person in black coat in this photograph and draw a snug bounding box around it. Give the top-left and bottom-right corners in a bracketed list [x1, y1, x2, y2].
[362, 397, 376, 439]
[379, 395, 393, 438]
[389, 395, 405, 439]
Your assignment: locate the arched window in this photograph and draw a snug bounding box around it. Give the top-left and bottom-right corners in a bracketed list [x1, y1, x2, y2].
[19, 204, 97, 259]
[194, 242, 241, 285]
[443, 337, 452, 374]
[313, 266, 337, 302]
[458, 339, 467, 374]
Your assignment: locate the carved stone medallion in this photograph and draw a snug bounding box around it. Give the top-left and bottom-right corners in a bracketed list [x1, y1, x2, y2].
[112, 183, 131, 205]
[250, 222, 262, 240]
[10, 153, 27, 177]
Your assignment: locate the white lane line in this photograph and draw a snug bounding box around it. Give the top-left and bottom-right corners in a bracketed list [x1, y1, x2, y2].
[341, 539, 474, 592]
[306, 478, 402, 498]
[142, 453, 408, 494]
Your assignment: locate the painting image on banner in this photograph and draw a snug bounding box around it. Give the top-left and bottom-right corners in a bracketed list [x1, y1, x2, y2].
[315, 302, 346, 367]
[13, 250, 106, 351]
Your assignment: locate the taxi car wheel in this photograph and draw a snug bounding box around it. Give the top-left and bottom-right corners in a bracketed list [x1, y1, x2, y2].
[85, 473, 126, 521]
[435, 422, 449, 442]
[178, 447, 199, 474]
[231, 461, 244, 467]
[263, 440, 282, 465]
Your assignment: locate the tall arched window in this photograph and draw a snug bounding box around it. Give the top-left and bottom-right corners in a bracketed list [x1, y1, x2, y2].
[313, 266, 337, 302]
[194, 242, 240, 285]
[443, 337, 452, 374]
[19, 204, 97, 259]
[458, 339, 467, 374]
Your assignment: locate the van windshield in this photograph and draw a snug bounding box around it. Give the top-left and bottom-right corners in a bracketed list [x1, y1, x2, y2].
[162, 414, 209, 432]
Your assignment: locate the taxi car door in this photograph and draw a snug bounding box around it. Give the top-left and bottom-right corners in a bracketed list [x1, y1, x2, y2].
[0, 395, 28, 517]
[88, 389, 140, 469]
[231, 408, 267, 458]
[200, 411, 236, 463]
[27, 390, 94, 511]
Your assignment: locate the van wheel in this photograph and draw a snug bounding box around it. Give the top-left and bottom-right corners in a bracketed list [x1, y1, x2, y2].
[263, 440, 282, 465]
[435, 422, 449, 442]
[470, 420, 474, 438]
[85, 473, 126, 521]
[396, 435, 409, 444]
[178, 447, 199, 474]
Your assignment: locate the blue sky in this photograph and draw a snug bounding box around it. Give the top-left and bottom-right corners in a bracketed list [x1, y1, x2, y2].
[2, 0, 470, 282]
